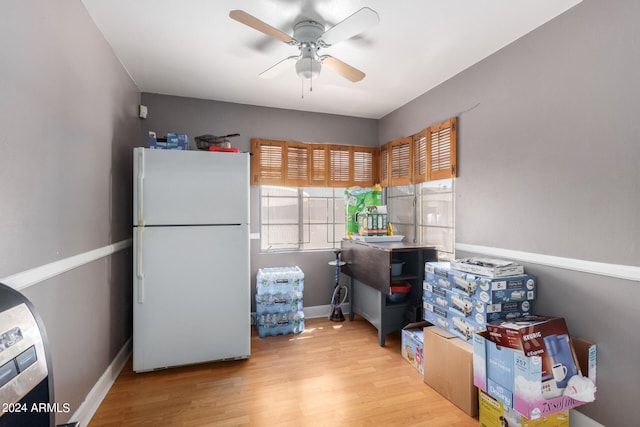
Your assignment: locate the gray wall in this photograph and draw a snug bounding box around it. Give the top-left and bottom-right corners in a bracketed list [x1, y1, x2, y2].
[1, 0, 139, 423]
[3, 0, 635, 425]
[139, 93, 378, 308]
[380, 0, 638, 425]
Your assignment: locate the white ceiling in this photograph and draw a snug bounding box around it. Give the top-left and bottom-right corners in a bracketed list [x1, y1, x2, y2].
[81, 0, 582, 119]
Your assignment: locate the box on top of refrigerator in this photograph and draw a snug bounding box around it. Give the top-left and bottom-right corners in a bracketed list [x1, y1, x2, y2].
[148, 131, 189, 150]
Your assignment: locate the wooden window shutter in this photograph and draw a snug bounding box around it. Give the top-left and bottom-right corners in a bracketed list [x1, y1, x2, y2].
[252, 138, 381, 188]
[352, 146, 379, 188]
[428, 117, 457, 180]
[389, 137, 413, 186]
[380, 143, 389, 187]
[251, 138, 285, 185]
[329, 145, 351, 187]
[413, 130, 428, 184]
[285, 142, 310, 186]
[310, 145, 329, 186]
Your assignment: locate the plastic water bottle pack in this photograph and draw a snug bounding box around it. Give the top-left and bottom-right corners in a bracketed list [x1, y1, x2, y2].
[256, 266, 305, 338]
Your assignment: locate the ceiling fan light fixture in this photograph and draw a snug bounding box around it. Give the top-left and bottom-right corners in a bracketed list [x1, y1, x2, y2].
[295, 58, 321, 80]
[230, 8, 379, 83]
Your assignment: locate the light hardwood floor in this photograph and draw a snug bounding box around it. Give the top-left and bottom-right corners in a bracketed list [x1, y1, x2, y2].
[89, 316, 479, 426]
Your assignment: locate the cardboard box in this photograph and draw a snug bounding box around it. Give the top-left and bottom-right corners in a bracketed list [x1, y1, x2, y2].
[485, 316, 572, 355]
[147, 131, 189, 150]
[423, 282, 532, 323]
[479, 390, 569, 427]
[473, 330, 596, 420]
[425, 262, 537, 303]
[401, 322, 430, 374]
[423, 302, 484, 342]
[424, 261, 453, 276]
[422, 303, 454, 330]
[423, 326, 478, 416]
[452, 257, 525, 278]
[484, 315, 581, 391]
[448, 269, 537, 303]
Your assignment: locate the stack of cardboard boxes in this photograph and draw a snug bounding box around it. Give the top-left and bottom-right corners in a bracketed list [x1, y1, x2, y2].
[401, 258, 596, 424]
[422, 260, 537, 343]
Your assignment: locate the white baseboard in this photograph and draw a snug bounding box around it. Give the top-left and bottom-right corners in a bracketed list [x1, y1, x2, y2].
[70, 337, 132, 427]
[304, 303, 351, 320]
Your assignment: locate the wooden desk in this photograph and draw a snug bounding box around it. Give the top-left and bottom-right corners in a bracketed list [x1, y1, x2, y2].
[340, 239, 437, 345]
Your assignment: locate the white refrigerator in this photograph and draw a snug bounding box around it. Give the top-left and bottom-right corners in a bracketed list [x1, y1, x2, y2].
[132, 147, 250, 372]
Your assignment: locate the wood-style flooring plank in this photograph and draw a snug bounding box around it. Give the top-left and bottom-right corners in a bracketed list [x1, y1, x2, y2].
[89, 316, 478, 426]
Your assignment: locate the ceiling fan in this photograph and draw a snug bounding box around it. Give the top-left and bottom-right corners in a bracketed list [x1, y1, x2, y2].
[229, 7, 379, 83]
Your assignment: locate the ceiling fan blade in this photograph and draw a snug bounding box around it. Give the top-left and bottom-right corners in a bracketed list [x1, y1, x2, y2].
[322, 56, 365, 82]
[260, 56, 299, 79]
[229, 10, 295, 45]
[319, 7, 379, 46]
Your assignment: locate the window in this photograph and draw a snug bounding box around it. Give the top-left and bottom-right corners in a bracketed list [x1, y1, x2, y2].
[418, 179, 455, 261]
[387, 178, 455, 260]
[387, 185, 416, 242]
[260, 186, 345, 252]
[254, 116, 456, 253]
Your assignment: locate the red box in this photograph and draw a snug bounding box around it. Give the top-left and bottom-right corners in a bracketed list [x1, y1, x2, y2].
[485, 316, 582, 395]
[486, 316, 569, 355]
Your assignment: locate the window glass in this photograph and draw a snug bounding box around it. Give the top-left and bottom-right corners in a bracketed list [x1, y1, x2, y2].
[388, 185, 416, 242]
[260, 186, 345, 252]
[418, 179, 455, 260]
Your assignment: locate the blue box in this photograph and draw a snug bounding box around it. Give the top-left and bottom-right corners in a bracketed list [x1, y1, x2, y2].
[423, 303, 484, 342]
[425, 262, 536, 303]
[147, 131, 189, 150]
[423, 282, 533, 326]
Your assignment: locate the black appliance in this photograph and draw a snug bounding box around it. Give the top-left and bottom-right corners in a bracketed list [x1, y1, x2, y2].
[0, 282, 55, 427]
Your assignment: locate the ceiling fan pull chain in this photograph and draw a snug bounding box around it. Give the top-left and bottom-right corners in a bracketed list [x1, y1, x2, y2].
[310, 56, 314, 92]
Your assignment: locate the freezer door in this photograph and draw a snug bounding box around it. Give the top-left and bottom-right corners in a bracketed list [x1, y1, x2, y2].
[133, 224, 250, 372]
[134, 148, 249, 226]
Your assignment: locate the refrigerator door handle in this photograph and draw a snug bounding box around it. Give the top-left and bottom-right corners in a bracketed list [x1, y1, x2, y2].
[136, 227, 145, 304]
[136, 148, 145, 226]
